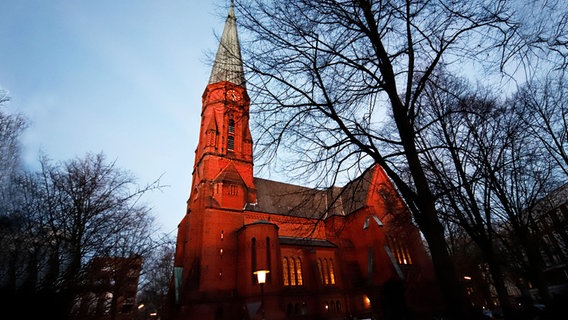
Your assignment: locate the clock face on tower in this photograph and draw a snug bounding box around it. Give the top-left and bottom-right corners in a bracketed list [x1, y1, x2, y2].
[227, 89, 242, 102]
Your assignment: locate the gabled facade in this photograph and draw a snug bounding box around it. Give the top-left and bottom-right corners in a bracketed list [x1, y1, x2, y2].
[167, 4, 441, 320]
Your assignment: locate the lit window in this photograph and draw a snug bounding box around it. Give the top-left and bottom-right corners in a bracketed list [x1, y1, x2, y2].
[328, 259, 335, 285]
[296, 258, 303, 285]
[283, 258, 290, 286]
[290, 257, 296, 286]
[388, 235, 412, 265]
[283, 256, 303, 286]
[323, 259, 330, 285]
[364, 295, 371, 308]
[317, 257, 336, 285]
[317, 259, 324, 284]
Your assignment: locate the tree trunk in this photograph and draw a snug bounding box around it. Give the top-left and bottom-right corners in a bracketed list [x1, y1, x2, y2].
[418, 203, 474, 320]
[484, 245, 514, 319]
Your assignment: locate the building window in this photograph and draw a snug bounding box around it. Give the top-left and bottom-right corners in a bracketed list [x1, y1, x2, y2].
[227, 136, 235, 151]
[228, 118, 235, 134]
[227, 116, 235, 151]
[290, 257, 297, 286]
[323, 259, 330, 284]
[318, 257, 336, 285]
[282, 256, 303, 286]
[317, 259, 324, 284]
[387, 235, 413, 265]
[296, 258, 303, 285]
[328, 258, 335, 284]
[283, 258, 290, 286]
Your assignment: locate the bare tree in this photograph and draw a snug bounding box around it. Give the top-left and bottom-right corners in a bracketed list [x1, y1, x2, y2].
[137, 235, 175, 319]
[0, 89, 26, 191]
[513, 74, 568, 177]
[499, 0, 568, 75]
[0, 152, 162, 319]
[414, 72, 516, 317]
[415, 67, 567, 317]
[232, 0, 535, 318]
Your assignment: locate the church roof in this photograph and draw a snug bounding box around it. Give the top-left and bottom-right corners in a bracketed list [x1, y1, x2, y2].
[279, 236, 337, 248]
[246, 167, 375, 219]
[208, 4, 246, 87]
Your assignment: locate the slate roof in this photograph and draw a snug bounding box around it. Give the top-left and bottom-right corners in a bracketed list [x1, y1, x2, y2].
[245, 167, 375, 219]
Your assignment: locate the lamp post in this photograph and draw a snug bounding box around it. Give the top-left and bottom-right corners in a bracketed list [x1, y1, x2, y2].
[254, 269, 270, 320]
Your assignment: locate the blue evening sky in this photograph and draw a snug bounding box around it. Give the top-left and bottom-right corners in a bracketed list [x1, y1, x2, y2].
[0, 1, 234, 235]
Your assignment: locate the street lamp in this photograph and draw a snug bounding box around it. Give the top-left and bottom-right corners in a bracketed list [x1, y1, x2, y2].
[254, 269, 270, 320]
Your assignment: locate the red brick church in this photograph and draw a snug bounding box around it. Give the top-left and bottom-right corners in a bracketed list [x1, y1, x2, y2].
[167, 4, 441, 320]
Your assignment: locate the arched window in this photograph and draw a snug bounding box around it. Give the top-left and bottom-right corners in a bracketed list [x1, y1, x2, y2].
[227, 136, 235, 151]
[295, 258, 303, 285]
[387, 235, 413, 265]
[228, 118, 235, 133]
[282, 257, 289, 286]
[403, 245, 412, 264]
[329, 259, 336, 284]
[317, 259, 324, 284]
[317, 257, 336, 286]
[283, 256, 303, 286]
[227, 116, 235, 151]
[290, 257, 296, 286]
[323, 259, 330, 285]
[336, 301, 341, 312]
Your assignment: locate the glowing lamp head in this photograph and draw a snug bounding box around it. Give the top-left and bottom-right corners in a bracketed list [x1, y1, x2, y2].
[254, 269, 270, 284]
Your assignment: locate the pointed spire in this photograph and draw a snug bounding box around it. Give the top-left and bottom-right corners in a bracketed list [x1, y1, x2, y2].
[208, 2, 246, 87]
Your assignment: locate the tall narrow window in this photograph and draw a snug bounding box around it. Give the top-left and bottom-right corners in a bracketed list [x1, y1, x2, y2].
[329, 259, 336, 285]
[228, 118, 235, 133]
[227, 117, 235, 151]
[323, 259, 330, 285]
[282, 258, 290, 286]
[251, 238, 257, 283]
[317, 259, 324, 284]
[227, 136, 235, 151]
[290, 257, 297, 286]
[296, 258, 303, 285]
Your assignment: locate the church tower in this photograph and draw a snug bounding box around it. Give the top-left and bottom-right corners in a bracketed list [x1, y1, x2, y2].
[170, 4, 257, 319]
[191, 3, 256, 210]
